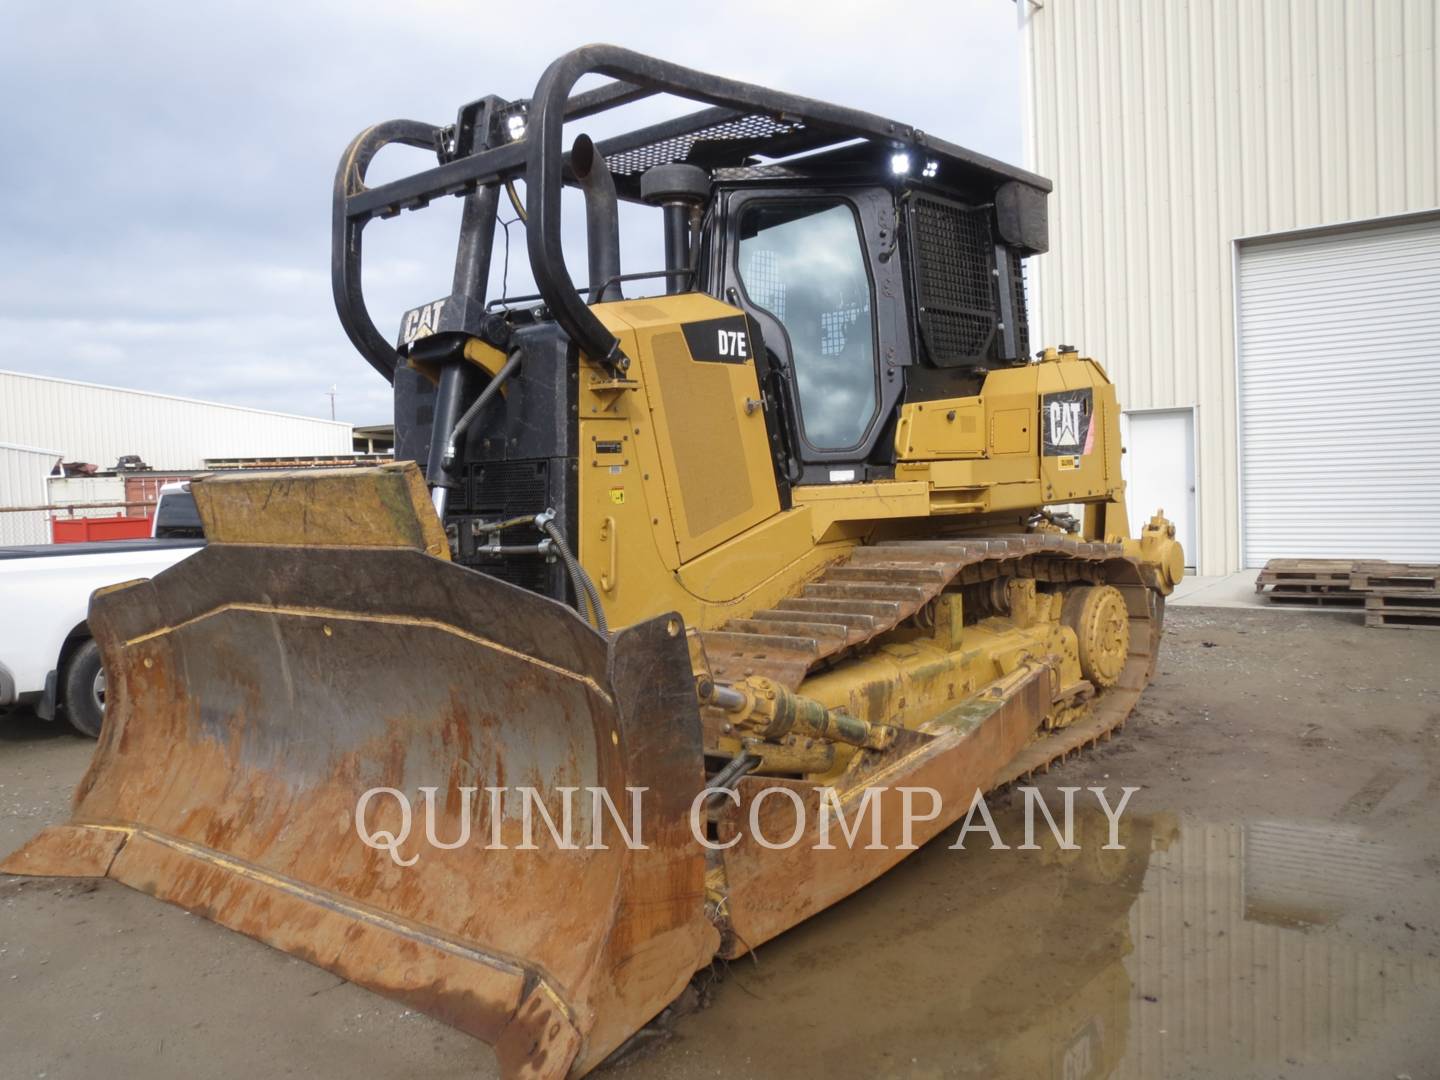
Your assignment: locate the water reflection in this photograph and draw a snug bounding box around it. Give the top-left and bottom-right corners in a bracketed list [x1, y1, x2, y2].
[1120, 818, 1434, 1079]
[624, 803, 1440, 1079]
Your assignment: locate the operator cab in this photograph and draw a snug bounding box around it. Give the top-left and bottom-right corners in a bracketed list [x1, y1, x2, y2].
[331, 45, 1050, 595]
[696, 144, 1042, 486]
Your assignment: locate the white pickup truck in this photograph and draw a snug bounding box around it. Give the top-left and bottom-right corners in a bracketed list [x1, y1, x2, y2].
[0, 484, 202, 736]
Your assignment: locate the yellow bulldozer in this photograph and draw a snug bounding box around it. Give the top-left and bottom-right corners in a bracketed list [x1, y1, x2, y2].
[4, 46, 1182, 1079]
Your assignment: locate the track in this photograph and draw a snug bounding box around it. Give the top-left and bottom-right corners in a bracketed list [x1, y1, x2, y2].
[696, 534, 1164, 784]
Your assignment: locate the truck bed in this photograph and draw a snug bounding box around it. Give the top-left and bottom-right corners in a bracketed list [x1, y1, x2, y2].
[0, 539, 204, 561]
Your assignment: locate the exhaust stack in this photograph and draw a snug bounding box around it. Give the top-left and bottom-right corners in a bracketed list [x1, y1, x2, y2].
[571, 134, 622, 303]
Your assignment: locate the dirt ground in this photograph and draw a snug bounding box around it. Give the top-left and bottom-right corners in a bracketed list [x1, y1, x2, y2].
[3, 605, 1439, 1080]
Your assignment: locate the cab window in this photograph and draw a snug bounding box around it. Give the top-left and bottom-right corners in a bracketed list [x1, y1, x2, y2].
[737, 201, 877, 451]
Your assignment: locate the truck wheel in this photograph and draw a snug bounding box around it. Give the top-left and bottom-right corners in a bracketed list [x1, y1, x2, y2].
[63, 639, 106, 738]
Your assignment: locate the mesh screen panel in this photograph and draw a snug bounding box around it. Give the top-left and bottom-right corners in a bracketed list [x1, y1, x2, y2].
[820, 304, 865, 357]
[605, 114, 807, 178]
[1009, 256, 1030, 361]
[744, 249, 786, 319]
[907, 195, 998, 367]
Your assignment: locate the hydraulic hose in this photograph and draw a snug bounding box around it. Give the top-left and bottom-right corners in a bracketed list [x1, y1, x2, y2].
[504, 179, 527, 222]
[443, 347, 523, 470]
[703, 752, 761, 809]
[435, 343, 605, 634]
[537, 512, 607, 634]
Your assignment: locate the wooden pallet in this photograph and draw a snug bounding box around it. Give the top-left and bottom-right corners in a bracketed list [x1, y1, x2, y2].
[1365, 590, 1440, 630]
[1351, 561, 1440, 592]
[1257, 558, 1440, 614]
[1266, 589, 1367, 607]
[1255, 559, 1356, 593]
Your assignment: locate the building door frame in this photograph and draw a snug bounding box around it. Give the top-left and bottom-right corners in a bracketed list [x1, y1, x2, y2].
[1121, 405, 1199, 571]
[1232, 208, 1440, 568]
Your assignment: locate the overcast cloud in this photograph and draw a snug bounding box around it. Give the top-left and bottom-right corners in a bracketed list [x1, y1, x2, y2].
[0, 1, 1023, 426]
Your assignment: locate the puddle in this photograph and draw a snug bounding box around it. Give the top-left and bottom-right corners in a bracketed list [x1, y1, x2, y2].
[1241, 818, 1420, 926]
[620, 802, 1440, 1079]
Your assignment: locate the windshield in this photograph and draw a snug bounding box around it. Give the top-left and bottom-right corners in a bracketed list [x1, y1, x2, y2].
[738, 201, 877, 451]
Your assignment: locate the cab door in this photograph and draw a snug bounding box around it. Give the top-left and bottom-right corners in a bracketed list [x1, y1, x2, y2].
[719, 187, 906, 485]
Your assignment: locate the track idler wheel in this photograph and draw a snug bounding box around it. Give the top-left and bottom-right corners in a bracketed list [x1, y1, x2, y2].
[1061, 585, 1130, 688]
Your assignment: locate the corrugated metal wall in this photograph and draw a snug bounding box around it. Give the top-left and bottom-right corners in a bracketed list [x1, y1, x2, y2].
[0, 444, 61, 545]
[1022, 0, 1440, 573]
[0, 370, 353, 472]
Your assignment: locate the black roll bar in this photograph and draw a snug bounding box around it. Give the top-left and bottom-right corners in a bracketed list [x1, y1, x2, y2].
[331, 119, 441, 381]
[331, 44, 1053, 383]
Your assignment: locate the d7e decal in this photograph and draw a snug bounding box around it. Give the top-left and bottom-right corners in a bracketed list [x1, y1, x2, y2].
[681, 315, 754, 364]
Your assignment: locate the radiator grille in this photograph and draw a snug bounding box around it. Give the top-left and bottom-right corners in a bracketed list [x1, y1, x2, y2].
[462, 459, 553, 594]
[1009, 255, 1030, 361]
[467, 460, 549, 518]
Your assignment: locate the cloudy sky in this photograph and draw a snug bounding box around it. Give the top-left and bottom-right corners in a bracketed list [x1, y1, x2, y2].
[0, 1, 1024, 426]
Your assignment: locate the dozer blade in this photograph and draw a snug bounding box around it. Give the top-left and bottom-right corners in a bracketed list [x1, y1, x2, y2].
[2, 465, 719, 1079]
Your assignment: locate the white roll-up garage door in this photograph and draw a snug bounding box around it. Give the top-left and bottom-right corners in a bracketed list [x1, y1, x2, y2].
[1237, 215, 1440, 566]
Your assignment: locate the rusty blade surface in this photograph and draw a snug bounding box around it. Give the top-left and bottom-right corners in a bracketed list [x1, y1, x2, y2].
[3, 544, 718, 1079]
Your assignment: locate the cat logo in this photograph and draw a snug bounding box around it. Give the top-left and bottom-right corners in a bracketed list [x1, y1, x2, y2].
[398, 300, 447, 346]
[1047, 399, 1082, 447]
[1041, 388, 1095, 458]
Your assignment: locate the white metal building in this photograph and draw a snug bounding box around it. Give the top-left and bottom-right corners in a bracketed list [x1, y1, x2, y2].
[1021, 0, 1440, 573]
[0, 370, 353, 472]
[0, 371, 354, 543]
[0, 444, 62, 545]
